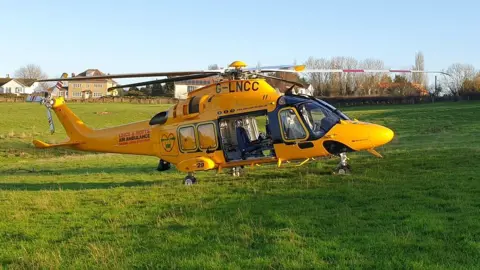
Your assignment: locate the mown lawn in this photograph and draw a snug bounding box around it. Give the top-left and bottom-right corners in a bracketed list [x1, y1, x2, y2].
[0, 101, 479, 269]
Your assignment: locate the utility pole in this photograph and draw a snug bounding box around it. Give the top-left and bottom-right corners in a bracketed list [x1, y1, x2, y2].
[433, 75, 437, 103]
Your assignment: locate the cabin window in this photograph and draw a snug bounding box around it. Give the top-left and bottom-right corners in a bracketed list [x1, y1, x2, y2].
[197, 123, 217, 150]
[178, 125, 197, 152]
[278, 108, 308, 141]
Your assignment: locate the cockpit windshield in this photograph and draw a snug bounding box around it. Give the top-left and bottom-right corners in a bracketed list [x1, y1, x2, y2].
[297, 102, 342, 138]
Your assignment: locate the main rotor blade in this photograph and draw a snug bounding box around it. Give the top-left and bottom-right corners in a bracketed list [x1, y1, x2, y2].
[258, 68, 451, 76]
[245, 64, 305, 71]
[107, 73, 217, 90]
[37, 70, 222, 82]
[255, 74, 306, 88]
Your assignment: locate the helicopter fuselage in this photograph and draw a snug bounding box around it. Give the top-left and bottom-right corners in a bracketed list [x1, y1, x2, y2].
[40, 78, 394, 173]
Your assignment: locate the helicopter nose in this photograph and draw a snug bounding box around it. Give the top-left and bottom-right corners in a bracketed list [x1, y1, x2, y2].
[370, 125, 394, 147]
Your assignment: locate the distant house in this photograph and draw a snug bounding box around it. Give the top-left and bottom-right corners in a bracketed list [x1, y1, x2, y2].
[0, 76, 43, 95]
[174, 77, 219, 99]
[66, 69, 118, 99]
[46, 85, 69, 98]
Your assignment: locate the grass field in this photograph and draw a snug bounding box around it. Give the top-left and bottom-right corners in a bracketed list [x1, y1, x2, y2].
[1, 101, 479, 269]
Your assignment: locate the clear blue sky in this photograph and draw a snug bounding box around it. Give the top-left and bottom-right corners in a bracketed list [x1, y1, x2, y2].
[1, 0, 478, 85]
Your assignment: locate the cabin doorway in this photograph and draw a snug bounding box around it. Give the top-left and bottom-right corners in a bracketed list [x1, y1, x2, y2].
[218, 110, 276, 162]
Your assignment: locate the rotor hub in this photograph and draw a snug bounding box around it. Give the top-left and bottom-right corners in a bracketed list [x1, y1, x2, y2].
[228, 60, 247, 69]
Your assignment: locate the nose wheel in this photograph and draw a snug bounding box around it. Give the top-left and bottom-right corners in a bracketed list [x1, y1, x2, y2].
[334, 152, 351, 175]
[184, 172, 197, 185]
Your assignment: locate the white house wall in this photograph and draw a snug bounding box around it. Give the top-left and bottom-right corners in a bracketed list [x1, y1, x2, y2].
[26, 82, 43, 94]
[0, 80, 26, 94]
[175, 85, 189, 99]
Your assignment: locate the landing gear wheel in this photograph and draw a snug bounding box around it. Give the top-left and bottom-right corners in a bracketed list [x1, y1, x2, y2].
[334, 152, 351, 175]
[184, 175, 197, 185]
[335, 164, 351, 175]
[157, 159, 171, 171]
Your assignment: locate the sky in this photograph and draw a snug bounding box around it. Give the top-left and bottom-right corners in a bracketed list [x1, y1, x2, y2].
[1, 0, 479, 85]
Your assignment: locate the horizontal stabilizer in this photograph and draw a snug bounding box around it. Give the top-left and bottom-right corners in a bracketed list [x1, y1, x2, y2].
[33, 139, 82, 149]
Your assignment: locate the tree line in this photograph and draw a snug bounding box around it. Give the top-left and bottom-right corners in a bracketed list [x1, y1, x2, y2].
[123, 82, 175, 97]
[9, 53, 480, 98]
[244, 52, 479, 97]
[303, 52, 479, 97]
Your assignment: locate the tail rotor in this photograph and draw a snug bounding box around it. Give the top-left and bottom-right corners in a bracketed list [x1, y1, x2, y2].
[25, 73, 68, 135]
[44, 98, 55, 134]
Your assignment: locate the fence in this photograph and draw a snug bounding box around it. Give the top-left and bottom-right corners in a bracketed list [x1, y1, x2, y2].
[319, 93, 480, 107]
[0, 95, 178, 104]
[66, 96, 178, 104]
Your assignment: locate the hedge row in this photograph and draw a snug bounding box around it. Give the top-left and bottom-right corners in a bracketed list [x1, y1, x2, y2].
[1, 93, 480, 106]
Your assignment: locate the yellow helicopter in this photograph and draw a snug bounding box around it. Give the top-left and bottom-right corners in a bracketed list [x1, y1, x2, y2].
[30, 61, 444, 185]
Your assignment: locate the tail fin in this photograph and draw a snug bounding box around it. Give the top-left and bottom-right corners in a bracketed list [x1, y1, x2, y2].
[50, 97, 92, 140]
[31, 97, 91, 149]
[28, 73, 93, 148]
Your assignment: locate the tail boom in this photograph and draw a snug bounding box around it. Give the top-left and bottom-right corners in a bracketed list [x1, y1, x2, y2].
[34, 97, 159, 157]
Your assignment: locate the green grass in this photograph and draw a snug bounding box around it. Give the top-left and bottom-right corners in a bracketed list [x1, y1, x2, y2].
[0, 101, 479, 269]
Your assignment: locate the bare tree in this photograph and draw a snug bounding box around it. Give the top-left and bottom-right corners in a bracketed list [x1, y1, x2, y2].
[207, 64, 219, 70]
[412, 51, 427, 88]
[15, 64, 48, 80]
[358, 58, 385, 96]
[304, 56, 387, 96]
[14, 64, 50, 90]
[343, 57, 358, 95]
[304, 57, 330, 96]
[442, 63, 476, 96]
[329, 56, 344, 96]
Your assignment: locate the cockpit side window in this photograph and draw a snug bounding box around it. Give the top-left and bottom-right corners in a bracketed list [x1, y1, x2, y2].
[278, 108, 308, 141]
[298, 102, 341, 138]
[299, 104, 326, 131]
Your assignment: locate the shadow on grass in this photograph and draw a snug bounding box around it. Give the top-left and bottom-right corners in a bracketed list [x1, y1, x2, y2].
[0, 180, 166, 191]
[0, 163, 179, 176]
[0, 140, 100, 159]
